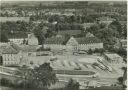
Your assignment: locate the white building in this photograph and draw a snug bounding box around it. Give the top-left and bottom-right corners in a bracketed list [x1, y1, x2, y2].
[44, 36, 103, 51]
[66, 36, 103, 51]
[0, 43, 20, 66]
[28, 33, 38, 45]
[9, 38, 27, 45]
[104, 53, 124, 65]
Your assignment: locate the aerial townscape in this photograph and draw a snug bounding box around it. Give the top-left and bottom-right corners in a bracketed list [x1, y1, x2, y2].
[0, 1, 127, 90]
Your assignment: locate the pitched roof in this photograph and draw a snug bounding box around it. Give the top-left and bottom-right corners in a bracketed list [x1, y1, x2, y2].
[45, 36, 65, 44]
[20, 45, 39, 52]
[104, 53, 123, 60]
[57, 30, 81, 36]
[85, 32, 95, 37]
[10, 43, 21, 52]
[0, 44, 18, 54]
[75, 37, 102, 44]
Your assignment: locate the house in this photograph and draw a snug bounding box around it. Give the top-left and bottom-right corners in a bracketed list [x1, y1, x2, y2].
[120, 39, 127, 49]
[67, 36, 103, 51]
[44, 36, 103, 51]
[0, 43, 20, 66]
[28, 33, 38, 45]
[85, 32, 95, 37]
[103, 53, 124, 64]
[82, 23, 94, 30]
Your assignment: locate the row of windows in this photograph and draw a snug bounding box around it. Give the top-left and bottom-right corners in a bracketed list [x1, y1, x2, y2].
[4, 61, 19, 65]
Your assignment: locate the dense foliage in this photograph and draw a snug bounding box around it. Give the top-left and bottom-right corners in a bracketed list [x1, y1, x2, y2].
[15, 63, 57, 89]
[65, 79, 80, 90]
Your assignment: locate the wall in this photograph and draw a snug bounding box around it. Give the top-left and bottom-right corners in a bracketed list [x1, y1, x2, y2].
[44, 43, 103, 51]
[2, 54, 20, 66]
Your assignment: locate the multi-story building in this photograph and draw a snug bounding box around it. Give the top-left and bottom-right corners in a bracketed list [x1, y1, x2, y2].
[66, 36, 103, 51]
[44, 36, 103, 51]
[120, 39, 127, 49]
[0, 43, 20, 66]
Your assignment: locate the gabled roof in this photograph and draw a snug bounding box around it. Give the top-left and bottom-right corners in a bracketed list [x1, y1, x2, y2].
[85, 32, 95, 37]
[75, 37, 102, 44]
[58, 30, 81, 36]
[0, 44, 18, 54]
[45, 36, 65, 44]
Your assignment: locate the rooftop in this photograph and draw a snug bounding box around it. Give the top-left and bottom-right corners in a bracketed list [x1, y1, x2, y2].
[104, 53, 123, 60]
[75, 37, 102, 44]
[19, 45, 41, 52]
[0, 43, 18, 54]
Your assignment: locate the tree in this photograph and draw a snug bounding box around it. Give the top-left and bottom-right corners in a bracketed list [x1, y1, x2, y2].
[117, 67, 127, 89]
[0, 56, 3, 65]
[15, 63, 57, 89]
[69, 15, 76, 23]
[15, 65, 31, 88]
[0, 32, 9, 42]
[65, 79, 80, 90]
[87, 49, 93, 55]
[109, 20, 122, 37]
[117, 77, 123, 85]
[33, 23, 47, 46]
[121, 24, 127, 39]
[117, 48, 127, 58]
[121, 67, 127, 72]
[30, 63, 57, 89]
[0, 78, 13, 87]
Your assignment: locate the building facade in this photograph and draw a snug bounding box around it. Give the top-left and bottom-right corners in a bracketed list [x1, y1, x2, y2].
[9, 38, 28, 45]
[28, 33, 38, 45]
[44, 36, 103, 51]
[103, 53, 124, 65]
[0, 43, 20, 66]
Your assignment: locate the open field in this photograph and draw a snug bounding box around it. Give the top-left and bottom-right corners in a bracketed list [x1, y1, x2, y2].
[27, 54, 121, 78]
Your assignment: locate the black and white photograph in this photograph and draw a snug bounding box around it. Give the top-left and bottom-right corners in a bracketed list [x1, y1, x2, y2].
[0, 0, 127, 90]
